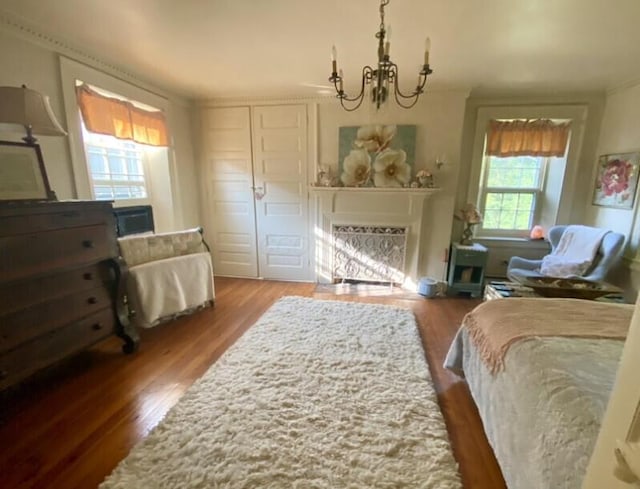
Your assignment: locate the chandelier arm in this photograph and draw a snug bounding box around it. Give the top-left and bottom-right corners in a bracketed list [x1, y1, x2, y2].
[331, 66, 370, 111]
[393, 89, 421, 109]
[338, 65, 374, 103]
[339, 96, 366, 112]
[389, 64, 431, 101]
[330, 66, 373, 106]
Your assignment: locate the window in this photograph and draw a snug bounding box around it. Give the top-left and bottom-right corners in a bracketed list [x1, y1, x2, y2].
[82, 128, 149, 201]
[75, 81, 169, 203]
[479, 155, 547, 235]
[472, 116, 573, 238]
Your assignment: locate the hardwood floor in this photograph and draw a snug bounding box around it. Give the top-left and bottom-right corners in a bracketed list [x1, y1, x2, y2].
[0, 277, 506, 489]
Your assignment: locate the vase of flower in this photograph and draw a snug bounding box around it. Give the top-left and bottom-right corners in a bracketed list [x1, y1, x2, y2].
[460, 222, 475, 245]
[454, 203, 482, 245]
[416, 169, 434, 188]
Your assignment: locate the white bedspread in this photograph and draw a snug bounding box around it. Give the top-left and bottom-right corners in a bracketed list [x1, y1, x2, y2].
[445, 328, 623, 489]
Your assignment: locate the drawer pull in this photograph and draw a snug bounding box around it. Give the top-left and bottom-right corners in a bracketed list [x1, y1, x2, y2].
[83, 272, 93, 280]
[87, 296, 98, 305]
[62, 211, 80, 218]
[0, 370, 8, 380]
[92, 323, 102, 331]
[82, 240, 94, 249]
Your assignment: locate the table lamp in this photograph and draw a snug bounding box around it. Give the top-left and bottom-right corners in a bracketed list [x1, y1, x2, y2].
[0, 85, 67, 144]
[0, 85, 68, 201]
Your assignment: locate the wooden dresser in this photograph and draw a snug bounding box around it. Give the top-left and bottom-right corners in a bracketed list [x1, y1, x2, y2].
[0, 201, 139, 391]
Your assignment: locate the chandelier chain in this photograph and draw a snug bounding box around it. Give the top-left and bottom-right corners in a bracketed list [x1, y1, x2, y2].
[379, 0, 389, 33]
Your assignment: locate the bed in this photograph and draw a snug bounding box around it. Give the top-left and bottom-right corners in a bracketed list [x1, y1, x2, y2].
[444, 297, 634, 489]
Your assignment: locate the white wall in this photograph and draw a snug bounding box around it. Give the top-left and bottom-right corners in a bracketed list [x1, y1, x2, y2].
[317, 90, 469, 279]
[457, 93, 605, 226]
[583, 82, 640, 298]
[0, 28, 201, 229]
[454, 92, 606, 277]
[0, 29, 74, 198]
[584, 83, 640, 252]
[202, 90, 468, 281]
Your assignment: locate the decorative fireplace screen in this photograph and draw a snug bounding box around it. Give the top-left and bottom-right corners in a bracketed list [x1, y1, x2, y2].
[332, 225, 408, 284]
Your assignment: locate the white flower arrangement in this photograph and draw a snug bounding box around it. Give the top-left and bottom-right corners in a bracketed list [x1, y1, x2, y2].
[454, 203, 482, 225]
[415, 169, 432, 179]
[415, 169, 434, 188]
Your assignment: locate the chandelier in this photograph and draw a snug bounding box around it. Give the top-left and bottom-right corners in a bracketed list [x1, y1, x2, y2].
[329, 0, 433, 112]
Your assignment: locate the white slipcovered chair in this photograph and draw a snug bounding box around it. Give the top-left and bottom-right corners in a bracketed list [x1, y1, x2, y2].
[117, 228, 215, 328]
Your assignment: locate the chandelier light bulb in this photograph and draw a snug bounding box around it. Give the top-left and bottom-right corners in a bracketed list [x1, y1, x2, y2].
[331, 45, 338, 74]
[424, 37, 431, 65]
[384, 25, 391, 57]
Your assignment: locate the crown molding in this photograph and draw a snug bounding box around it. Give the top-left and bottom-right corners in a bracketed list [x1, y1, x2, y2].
[606, 77, 640, 96]
[0, 10, 194, 108]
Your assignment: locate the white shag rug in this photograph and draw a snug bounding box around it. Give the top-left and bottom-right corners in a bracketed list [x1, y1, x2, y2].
[101, 296, 462, 489]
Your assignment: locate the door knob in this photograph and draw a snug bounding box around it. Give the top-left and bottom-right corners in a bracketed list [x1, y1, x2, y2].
[253, 186, 265, 200]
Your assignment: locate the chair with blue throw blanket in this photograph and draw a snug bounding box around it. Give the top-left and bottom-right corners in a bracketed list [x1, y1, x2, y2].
[507, 225, 624, 282]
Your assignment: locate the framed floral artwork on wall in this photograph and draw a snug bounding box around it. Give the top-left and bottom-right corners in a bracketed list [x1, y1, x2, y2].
[338, 125, 416, 187]
[592, 152, 640, 209]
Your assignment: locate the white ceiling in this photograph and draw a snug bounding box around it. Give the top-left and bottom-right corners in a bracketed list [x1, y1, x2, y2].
[1, 0, 640, 99]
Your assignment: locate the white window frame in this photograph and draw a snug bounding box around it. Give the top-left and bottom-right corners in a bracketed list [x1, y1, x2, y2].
[466, 105, 588, 241]
[60, 57, 180, 232]
[82, 128, 152, 204]
[477, 154, 549, 238]
[59, 57, 174, 203]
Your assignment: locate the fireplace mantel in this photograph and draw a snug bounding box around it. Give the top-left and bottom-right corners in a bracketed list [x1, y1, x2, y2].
[310, 185, 440, 288]
[309, 186, 441, 195]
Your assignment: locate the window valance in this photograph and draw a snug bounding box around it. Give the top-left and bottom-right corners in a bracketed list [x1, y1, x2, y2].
[486, 119, 571, 157]
[75, 84, 169, 147]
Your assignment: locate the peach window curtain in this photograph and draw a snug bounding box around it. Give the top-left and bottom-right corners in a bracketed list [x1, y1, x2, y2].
[486, 119, 571, 157]
[75, 84, 169, 147]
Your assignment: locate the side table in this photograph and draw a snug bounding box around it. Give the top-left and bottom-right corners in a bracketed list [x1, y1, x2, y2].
[447, 242, 488, 298]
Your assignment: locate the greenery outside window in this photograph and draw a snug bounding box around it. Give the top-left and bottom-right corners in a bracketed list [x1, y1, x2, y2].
[478, 155, 547, 237]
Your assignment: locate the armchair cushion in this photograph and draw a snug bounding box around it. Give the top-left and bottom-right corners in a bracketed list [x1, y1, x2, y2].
[539, 255, 590, 278]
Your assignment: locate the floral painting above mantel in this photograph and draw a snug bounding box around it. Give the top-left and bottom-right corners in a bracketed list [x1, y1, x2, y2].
[592, 152, 640, 209]
[338, 125, 417, 188]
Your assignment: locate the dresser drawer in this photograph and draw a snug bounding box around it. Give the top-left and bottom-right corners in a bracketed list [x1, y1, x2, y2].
[0, 262, 114, 316]
[0, 205, 114, 237]
[0, 285, 113, 353]
[0, 307, 116, 390]
[0, 224, 117, 283]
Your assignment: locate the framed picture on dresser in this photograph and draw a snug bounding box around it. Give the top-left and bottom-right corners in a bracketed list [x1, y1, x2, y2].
[0, 140, 55, 201]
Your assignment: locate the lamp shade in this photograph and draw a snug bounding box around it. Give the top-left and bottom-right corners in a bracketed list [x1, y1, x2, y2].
[0, 85, 67, 137]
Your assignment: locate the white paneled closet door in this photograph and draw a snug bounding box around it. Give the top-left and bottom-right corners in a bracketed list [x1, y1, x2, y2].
[202, 106, 259, 277]
[251, 105, 310, 281]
